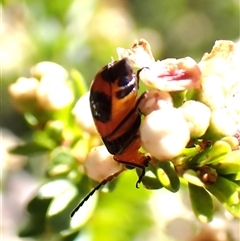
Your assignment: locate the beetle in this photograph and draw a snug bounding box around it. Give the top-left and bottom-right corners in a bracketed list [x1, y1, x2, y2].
[71, 58, 150, 217]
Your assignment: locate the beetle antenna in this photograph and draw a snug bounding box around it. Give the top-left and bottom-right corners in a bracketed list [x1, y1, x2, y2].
[70, 169, 124, 217]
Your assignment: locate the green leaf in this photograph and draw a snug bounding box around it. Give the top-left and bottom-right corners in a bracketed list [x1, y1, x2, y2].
[47, 147, 77, 177]
[39, 179, 76, 198]
[156, 161, 180, 192]
[24, 112, 39, 126]
[183, 169, 204, 187]
[20, 194, 52, 237]
[225, 203, 240, 218]
[18, 214, 46, 237]
[136, 165, 163, 189]
[44, 178, 97, 232]
[210, 150, 240, 175]
[205, 176, 240, 218]
[190, 140, 232, 167]
[142, 171, 163, 190]
[27, 195, 52, 215]
[70, 69, 88, 99]
[46, 186, 79, 232]
[187, 147, 211, 167]
[47, 190, 77, 217]
[33, 131, 57, 149]
[188, 183, 213, 222]
[9, 142, 49, 155]
[61, 229, 83, 241]
[44, 120, 64, 142]
[225, 173, 240, 181]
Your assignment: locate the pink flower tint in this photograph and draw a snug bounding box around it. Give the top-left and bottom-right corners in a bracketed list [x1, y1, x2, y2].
[140, 57, 202, 92]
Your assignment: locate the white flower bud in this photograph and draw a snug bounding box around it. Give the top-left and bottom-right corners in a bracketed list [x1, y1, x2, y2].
[140, 108, 190, 160]
[197, 76, 225, 110]
[72, 92, 97, 134]
[36, 75, 74, 111]
[197, 40, 240, 137]
[30, 61, 68, 80]
[180, 100, 211, 138]
[138, 90, 173, 116]
[139, 57, 201, 92]
[84, 145, 124, 182]
[8, 77, 39, 112]
[210, 108, 239, 137]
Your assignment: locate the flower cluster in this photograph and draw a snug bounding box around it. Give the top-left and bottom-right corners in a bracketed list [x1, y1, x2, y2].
[74, 39, 240, 220]
[9, 39, 240, 228]
[197, 41, 240, 139]
[9, 62, 74, 113]
[117, 39, 239, 159]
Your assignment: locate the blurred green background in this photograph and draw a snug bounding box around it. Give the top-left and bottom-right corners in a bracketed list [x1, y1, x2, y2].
[2, 0, 240, 241]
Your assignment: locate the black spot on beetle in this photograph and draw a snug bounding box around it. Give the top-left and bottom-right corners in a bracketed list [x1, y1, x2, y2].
[90, 91, 111, 123]
[100, 58, 133, 85]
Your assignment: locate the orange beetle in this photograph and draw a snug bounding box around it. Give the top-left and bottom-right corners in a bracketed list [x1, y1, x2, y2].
[71, 58, 150, 217]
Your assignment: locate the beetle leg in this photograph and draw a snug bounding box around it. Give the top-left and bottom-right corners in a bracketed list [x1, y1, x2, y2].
[136, 90, 149, 115]
[136, 90, 148, 106]
[136, 167, 145, 188]
[114, 150, 151, 188]
[135, 155, 151, 188]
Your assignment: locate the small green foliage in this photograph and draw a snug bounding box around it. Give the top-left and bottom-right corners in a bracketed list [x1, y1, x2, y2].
[205, 177, 240, 218]
[188, 183, 213, 222]
[156, 161, 180, 192]
[138, 165, 163, 190]
[9, 142, 49, 155]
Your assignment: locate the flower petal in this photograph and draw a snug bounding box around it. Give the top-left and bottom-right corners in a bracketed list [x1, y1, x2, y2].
[139, 57, 201, 91]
